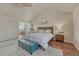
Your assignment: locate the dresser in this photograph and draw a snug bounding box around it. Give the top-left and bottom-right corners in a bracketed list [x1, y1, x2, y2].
[55, 34, 64, 42]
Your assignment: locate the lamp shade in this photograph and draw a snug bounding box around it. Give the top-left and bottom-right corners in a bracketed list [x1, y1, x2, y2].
[33, 25, 38, 31]
[19, 21, 25, 31]
[18, 21, 25, 39]
[25, 22, 32, 32]
[56, 24, 64, 34]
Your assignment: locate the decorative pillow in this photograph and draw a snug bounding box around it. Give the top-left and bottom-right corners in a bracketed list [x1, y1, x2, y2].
[45, 30, 51, 33]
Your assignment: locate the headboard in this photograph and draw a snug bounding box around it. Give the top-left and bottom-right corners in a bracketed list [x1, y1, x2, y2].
[38, 27, 54, 34]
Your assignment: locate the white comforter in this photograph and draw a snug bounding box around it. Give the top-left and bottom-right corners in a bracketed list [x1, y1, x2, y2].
[26, 32, 54, 50]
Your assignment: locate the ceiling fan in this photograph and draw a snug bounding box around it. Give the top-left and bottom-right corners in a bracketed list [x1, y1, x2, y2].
[16, 3, 32, 7]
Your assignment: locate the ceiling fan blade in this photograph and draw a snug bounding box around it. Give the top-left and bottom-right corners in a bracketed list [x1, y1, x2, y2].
[22, 3, 32, 7]
[16, 3, 32, 7]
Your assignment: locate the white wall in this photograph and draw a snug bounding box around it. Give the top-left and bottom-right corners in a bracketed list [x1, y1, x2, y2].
[32, 11, 73, 42]
[0, 14, 18, 41]
[0, 4, 33, 41]
[0, 4, 73, 43]
[73, 5, 79, 50]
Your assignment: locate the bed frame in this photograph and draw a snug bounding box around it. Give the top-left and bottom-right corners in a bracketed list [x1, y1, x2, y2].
[38, 27, 54, 34]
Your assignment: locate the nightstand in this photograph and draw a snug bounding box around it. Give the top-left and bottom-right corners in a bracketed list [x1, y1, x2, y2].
[55, 34, 64, 42]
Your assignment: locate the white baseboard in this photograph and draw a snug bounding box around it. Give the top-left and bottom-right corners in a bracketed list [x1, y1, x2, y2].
[0, 37, 18, 42]
[64, 40, 73, 43]
[73, 42, 79, 51]
[64, 40, 79, 51]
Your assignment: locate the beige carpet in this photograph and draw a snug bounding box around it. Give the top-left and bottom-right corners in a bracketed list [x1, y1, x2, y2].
[0, 39, 63, 56]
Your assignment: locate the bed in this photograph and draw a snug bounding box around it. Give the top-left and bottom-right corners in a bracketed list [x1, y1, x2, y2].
[25, 27, 54, 50]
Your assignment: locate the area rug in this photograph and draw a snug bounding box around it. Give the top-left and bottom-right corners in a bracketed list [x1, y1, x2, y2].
[0, 39, 63, 56]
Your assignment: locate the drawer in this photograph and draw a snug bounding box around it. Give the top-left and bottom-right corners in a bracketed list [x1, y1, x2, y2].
[55, 35, 64, 42]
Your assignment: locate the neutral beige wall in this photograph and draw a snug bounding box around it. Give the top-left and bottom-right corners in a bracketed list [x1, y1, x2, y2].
[0, 14, 18, 41]
[0, 6, 33, 41]
[31, 11, 73, 43]
[73, 5, 79, 50]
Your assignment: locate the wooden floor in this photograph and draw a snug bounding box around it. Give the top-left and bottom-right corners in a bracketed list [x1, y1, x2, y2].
[48, 40, 79, 56]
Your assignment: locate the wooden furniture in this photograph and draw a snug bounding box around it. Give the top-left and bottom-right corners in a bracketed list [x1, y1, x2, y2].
[38, 27, 54, 34]
[55, 34, 64, 42]
[18, 30, 25, 39]
[18, 31, 25, 35]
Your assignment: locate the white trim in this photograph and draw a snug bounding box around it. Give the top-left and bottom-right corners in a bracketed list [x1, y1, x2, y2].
[73, 41, 79, 51]
[64, 40, 79, 51]
[64, 40, 73, 43]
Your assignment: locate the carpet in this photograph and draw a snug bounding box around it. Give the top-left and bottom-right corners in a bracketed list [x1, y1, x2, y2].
[0, 39, 63, 56]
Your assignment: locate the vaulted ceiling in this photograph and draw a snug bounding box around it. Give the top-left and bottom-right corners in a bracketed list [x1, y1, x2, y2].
[0, 3, 77, 19]
[32, 3, 77, 12]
